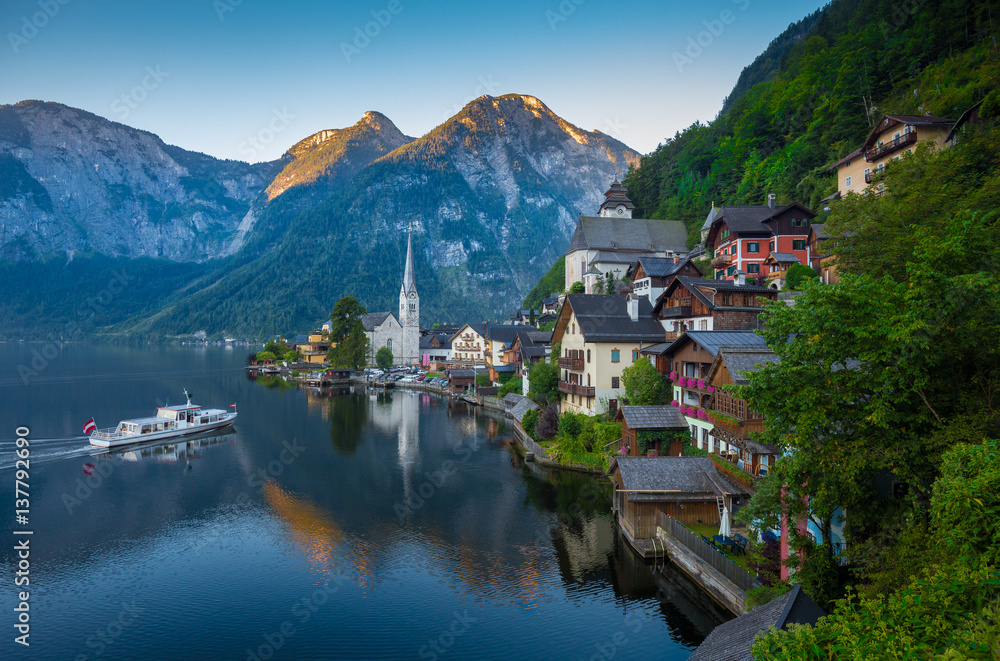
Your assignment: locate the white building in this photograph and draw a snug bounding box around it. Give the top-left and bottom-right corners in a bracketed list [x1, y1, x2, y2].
[360, 228, 421, 366]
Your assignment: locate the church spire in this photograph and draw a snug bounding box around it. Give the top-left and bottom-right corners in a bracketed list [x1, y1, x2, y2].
[402, 224, 417, 296]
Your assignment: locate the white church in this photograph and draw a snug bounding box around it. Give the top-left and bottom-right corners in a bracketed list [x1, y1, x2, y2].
[359, 229, 420, 366]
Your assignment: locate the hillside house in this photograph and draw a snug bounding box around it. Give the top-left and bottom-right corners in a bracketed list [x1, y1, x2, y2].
[565, 180, 689, 292]
[808, 223, 838, 285]
[296, 332, 331, 364]
[552, 294, 666, 416]
[651, 275, 777, 339]
[625, 256, 704, 305]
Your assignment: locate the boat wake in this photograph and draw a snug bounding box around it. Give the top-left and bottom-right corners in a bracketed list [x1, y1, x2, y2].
[0, 435, 98, 470]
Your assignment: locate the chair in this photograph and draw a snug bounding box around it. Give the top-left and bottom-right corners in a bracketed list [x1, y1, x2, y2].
[733, 533, 749, 555]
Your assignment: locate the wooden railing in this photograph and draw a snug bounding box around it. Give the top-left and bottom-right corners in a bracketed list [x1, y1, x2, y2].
[864, 130, 916, 161]
[656, 512, 760, 592]
[558, 381, 595, 397]
[558, 357, 584, 370]
[659, 305, 692, 319]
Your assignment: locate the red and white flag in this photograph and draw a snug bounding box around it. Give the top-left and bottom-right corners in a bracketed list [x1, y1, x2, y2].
[83, 418, 96, 434]
[229, 403, 236, 408]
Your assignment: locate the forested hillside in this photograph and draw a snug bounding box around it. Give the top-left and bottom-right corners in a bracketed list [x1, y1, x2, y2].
[625, 0, 1000, 244]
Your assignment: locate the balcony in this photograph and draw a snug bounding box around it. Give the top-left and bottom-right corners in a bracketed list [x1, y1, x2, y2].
[711, 254, 733, 269]
[864, 130, 916, 162]
[659, 305, 692, 319]
[558, 381, 595, 397]
[558, 356, 584, 370]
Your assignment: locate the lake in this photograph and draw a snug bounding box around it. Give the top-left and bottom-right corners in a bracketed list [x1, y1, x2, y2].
[0, 343, 729, 660]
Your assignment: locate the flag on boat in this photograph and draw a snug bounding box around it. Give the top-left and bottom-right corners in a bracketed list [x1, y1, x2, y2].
[229, 403, 236, 408]
[83, 418, 97, 434]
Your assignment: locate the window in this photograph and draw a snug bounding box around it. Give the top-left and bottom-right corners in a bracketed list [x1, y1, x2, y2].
[747, 263, 760, 274]
[611, 349, 620, 363]
[586, 349, 591, 363]
[893, 155, 901, 161]
[747, 242, 759, 253]
[769, 241, 775, 252]
[727, 266, 736, 276]
[845, 176, 852, 188]
[698, 319, 708, 330]
[611, 376, 620, 389]
[387, 339, 392, 350]
[571, 323, 575, 334]
[792, 239, 806, 251]
[731, 245, 738, 255]
[632, 350, 638, 362]
[864, 167, 871, 176]
[716, 271, 723, 279]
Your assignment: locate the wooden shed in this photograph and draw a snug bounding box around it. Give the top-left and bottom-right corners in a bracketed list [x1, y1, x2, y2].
[609, 457, 749, 553]
[615, 405, 689, 457]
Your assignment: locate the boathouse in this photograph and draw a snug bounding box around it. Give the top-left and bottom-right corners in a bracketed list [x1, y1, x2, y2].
[615, 405, 689, 457]
[609, 456, 749, 549]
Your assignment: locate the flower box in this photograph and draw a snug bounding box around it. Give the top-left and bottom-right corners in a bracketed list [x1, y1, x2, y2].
[670, 400, 680, 407]
[697, 380, 705, 389]
[669, 371, 678, 381]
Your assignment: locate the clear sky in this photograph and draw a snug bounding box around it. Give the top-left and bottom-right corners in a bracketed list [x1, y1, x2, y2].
[1, 0, 826, 162]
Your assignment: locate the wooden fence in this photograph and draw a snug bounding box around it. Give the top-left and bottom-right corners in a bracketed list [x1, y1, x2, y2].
[657, 512, 760, 592]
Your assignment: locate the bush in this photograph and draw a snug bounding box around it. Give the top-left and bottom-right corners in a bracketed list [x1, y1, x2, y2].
[521, 409, 538, 438]
[256, 351, 276, 363]
[475, 373, 491, 387]
[785, 263, 819, 290]
[535, 403, 560, 440]
[569, 281, 585, 294]
[375, 346, 393, 369]
[497, 377, 522, 398]
[559, 411, 586, 439]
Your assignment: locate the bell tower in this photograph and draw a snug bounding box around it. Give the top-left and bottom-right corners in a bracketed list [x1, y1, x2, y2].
[398, 225, 420, 365]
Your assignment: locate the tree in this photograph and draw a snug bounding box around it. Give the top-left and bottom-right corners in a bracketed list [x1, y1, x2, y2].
[594, 278, 605, 294]
[604, 270, 615, 294]
[527, 360, 560, 404]
[535, 403, 560, 440]
[497, 377, 522, 398]
[327, 297, 369, 368]
[256, 351, 275, 363]
[785, 263, 818, 289]
[375, 346, 393, 369]
[569, 281, 585, 294]
[475, 373, 491, 387]
[621, 357, 667, 405]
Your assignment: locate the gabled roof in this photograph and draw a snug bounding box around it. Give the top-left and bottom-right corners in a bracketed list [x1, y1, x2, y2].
[808, 223, 829, 242]
[828, 146, 863, 170]
[598, 179, 637, 213]
[708, 346, 780, 385]
[510, 396, 540, 424]
[617, 405, 688, 430]
[448, 367, 490, 379]
[449, 323, 488, 343]
[689, 585, 826, 661]
[361, 311, 394, 331]
[554, 295, 665, 344]
[629, 256, 696, 280]
[611, 456, 748, 501]
[764, 252, 800, 265]
[863, 113, 955, 150]
[654, 276, 775, 315]
[658, 331, 770, 359]
[592, 250, 658, 264]
[567, 217, 688, 254]
[946, 100, 984, 143]
[706, 202, 818, 245]
[701, 202, 721, 231]
[485, 325, 524, 347]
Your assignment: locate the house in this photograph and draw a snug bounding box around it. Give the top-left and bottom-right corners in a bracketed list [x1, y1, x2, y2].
[552, 294, 667, 416]
[704, 197, 818, 281]
[615, 405, 689, 457]
[540, 296, 561, 315]
[625, 256, 703, 305]
[361, 312, 403, 365]
[509, 309, 540, 326]
[830, 112, 955, 197]
[651, 274, 777, 339]
[688, 584, 826, 661]
[807, 224, 838, 285]
[643, 331, 769, 451]
[762, 252, 801, 290]
[536, 313, 558, 327]
[946, 100, 984, 147]
[484, 325, 525, 366]
[296, 332, 330, 364]
[419, 333, 453, 366]
[609, 456, 750, 553]
[447, 367, 489, 393]
[449, 323, 488, 364]
[503, 329, 551, 379]
[565, 179, 689, 292]
[703, 347, 780, 475]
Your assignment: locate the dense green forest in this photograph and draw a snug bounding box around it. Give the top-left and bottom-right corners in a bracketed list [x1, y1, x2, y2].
[522, 256, 564, 310]
[624, 0, 1000, 245]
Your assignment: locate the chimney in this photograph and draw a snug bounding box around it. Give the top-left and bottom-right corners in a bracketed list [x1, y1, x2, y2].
[767, 193, 776, 210]
[627, 294, 639, 322]
[735, 270, 746, 286]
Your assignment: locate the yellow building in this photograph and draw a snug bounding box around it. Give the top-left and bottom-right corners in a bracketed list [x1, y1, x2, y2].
[297, 332, 331, 364]
[830, 113, 954, 197]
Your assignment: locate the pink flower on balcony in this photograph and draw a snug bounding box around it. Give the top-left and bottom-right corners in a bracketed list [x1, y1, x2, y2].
[697, 410, 708, 420]
[670, 400, 680, 407]
[669, 371, 678, 381]
[707, 385, 715, 392]
[697, 379, 705, 389]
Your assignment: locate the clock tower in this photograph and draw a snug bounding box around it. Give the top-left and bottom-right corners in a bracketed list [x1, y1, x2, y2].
[398, 226, 420, 365]
[598, 179, 635, 218]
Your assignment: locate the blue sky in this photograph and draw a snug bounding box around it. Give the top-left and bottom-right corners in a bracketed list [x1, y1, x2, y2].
[1, 0, 826, 162]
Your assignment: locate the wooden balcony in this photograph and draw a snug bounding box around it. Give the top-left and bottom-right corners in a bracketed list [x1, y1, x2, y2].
[659, 305, 692, 319]
[711, 254, 733, 269]
[558, 381, 595, 397]
[864, 130, 916, 162]
[558, 356, 584, 370]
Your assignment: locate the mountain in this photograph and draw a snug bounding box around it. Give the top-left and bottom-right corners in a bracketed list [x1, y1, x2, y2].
[0, 94, 640, 339]
[624, 0, 998, 232]
[0, 101, 282, 262]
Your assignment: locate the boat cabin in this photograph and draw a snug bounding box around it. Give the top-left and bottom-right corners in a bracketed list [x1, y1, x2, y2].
[157, 404, 202, 424]
[118, 416, 176, 436]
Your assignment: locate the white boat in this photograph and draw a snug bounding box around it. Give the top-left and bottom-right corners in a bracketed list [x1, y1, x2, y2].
[89, 390, 237, 448]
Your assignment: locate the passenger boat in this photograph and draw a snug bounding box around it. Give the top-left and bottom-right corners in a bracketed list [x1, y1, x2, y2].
[88, 390, 237, 448]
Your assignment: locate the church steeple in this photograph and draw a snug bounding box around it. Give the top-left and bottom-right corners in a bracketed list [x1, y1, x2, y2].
[401, 225, 417, 296]
[398, 224, 420, 365]
[598, 178, 636, 218]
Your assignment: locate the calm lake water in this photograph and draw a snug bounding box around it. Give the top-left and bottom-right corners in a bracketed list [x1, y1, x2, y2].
[0, 344, 729, 660]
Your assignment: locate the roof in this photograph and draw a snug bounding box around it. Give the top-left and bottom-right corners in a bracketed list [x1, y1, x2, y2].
[612, 456, 747, 501]
[715, 347, 780, 385]
[946, 100, 984, 143]
[809, 223, 829, 241]
[656, 276, 775, 315]
[765, 252, 800, 264]
[598, 179, 637, 212]
[660, 331, 770, 358]
[542, 297, 558, 306]
[701, 202, 721, 231]
[567, 216, 688, 254]
[447, 367, 489, 379]
[493, 364, 516, 373]
[510, 397, 539, 423]
[634, 256, 694, 278]
[294, 334, 309, 345]
[361, 311, 393, 331]
[592, 250, 658, 264]
[828, 146, 863, 170]
[706, 202, 817, 244]
[618, 405, 688, 430]
[863, 113, 955, 150]
[485, 325, 524, 347]
[559, 295, 666, 343]
[689, 585, 826, 661]
[419, 334, 452, 350]
[401, 229, 417, 296]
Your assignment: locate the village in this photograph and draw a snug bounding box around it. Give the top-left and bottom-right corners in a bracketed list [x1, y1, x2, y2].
[245, 106, 983, 658]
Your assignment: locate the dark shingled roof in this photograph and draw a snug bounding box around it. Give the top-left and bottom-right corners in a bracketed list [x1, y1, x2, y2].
[635, 256, 693, 278]
[810, 223, 829, 241]
[485, 325, 525, 347]
[766, 252, 800, 264]
[661, 331, 769, 359]
[612, 456, 747, 502]
[361, 311, 394, 331]
[828, 146, 864, 170]
[592, 250, 658, 264]
[712, 205, 787, 234]
[563, 295, 665, 343]
[567, 217, 688, 254]
[657, 277, 775, 315]
[716, 347, 780, 385]
[689, 585, 826, 661]
[448, 367, 490, 379]
[619, 405, 688, 430]
[510, 397, 539, 423]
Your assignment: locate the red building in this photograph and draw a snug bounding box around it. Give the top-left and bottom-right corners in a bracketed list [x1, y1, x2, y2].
[704, 195, 817, 281]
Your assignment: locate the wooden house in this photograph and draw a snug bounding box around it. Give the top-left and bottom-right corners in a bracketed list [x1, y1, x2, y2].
[652, 275, 777, 340]
[625, 256, 703, 305]
[808, 224, 838, 285]
[762, 252, 801, 290]
[609, 457, 749, 553]
[615, 405, 689, 457]
[704, 346, 780, 476]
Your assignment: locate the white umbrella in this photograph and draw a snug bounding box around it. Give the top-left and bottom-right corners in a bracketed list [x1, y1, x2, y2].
[718, 505, 732, 539]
